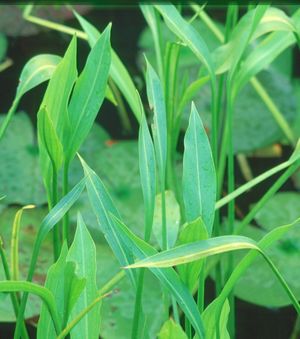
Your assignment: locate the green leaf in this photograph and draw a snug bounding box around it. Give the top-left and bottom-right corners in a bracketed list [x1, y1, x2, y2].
[74, 11, 142, 122]
[67, 214, 101, 339]
[158, 318, 188, 339]
[201, 299, 230, 339]
[138, 112, 156, 240]
[126, 235, 258, 268]
[110, 215, 205, 339]
[16, 54, 61, 99]
[65, 24, 111, 163]
[145, 59, 167, 185]
[177, 218, 208, 291]
[79, 156, 137, 287]
[183, 103, 216, 234]
[37, 243, 86, 338]
[37, 106, 64, 172]
[153, 190, 180, 249]
[154, 3, 215, 80]
[0, 280, 60, 334]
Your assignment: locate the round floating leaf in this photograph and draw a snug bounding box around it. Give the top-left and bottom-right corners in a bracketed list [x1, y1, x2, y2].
[222, 193, 300, 307]
[0, 206, 52, 321]
[96, 242, 165, 339]
[181, 69, 297, 153]
[0, 112, 46, 205]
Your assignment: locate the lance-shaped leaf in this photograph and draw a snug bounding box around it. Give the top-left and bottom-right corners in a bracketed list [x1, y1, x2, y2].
[138, 110, 156, 240]
[111, 215, 205, 339]
[67, 214, 101, 339]
[0, 54, 61, 140]
[65, 24, 111, 163]
[145, 59, 167, 185]
[37, 36, 77, 194]
[126, 235, 258, 268]
[79, 156, 137, 287]
[38, 106, 64, 172]
[16, 54, 62, 99]
[74, 11, 141, 122]
[154, 3, 215, 81]
[182, 103, 216, 234]
[177, 217, 208, 292]
[235, 31, 296, 92]
[37, 243, 86, 338]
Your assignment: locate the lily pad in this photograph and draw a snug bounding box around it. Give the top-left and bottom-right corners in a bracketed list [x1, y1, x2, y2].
[181, 68, 297, 153]
[0, 206, 51, 321]
[223, 193, 300, 307]
[0, 112, 46, 205]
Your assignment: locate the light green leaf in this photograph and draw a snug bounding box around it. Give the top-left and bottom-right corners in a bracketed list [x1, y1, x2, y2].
[10, 205, 35, 281]
[16, 54, 61, 99]
[111, 215, 205, 339]
[153, 190, 180, 249]
[0, 54, 61, 141]
[139, 111, 156, 240]
[37, 106, 64, 172]
[127, 235, 258, 268]
[79, 156, 137, 287]
[183, 103, 216, 234]
[66, 24, 111, 163]
[154, 3, 215, 80]
[145, 59, 167, 184]
[177, 217, 208, 291]
[67, 214, 101, 339]
[74, 11, 141, 122]
[37, 243, 86, 338]
[201, 299, 230, 339]
[158, 318, 187, 339]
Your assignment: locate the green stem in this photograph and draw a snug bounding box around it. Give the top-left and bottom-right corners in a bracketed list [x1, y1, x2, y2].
[51, 168, 60, 261]
[62, 162, 70, 245]
[108, 78, 132, 134]
[0, 97, 19, 141]
[0, 241, 29, 339]
[99, 270, 125, 295]
[131, 269, 146, 339]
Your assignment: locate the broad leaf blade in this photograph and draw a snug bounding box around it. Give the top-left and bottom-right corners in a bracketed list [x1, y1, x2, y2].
[111, 215, 205, 339]
[67, 214, 101, 339]
[66, 25, 111, 163]
[37, 244, 86, 338]
[182, 103, 216, 234]
[158, 318, 188, 339]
